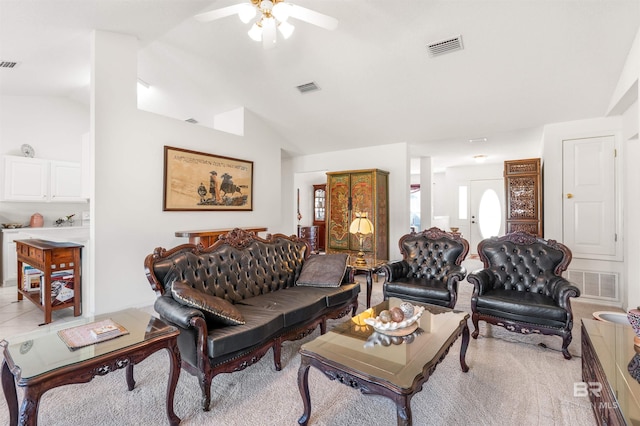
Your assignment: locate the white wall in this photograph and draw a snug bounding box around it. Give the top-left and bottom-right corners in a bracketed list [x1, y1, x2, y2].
[90, 31, 286, 314]
[0, 95, 88, 161]
[608, 26, 640, 310]
[290, 143, 409, 260]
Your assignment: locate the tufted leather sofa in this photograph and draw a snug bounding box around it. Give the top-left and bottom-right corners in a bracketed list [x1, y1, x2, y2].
[144, 228, 359, 411]
[381, 227, 469, 308]
[467, 231, 580, 359]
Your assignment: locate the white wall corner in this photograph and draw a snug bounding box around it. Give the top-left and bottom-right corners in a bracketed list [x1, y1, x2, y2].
[607, 27, 639, 116]
[213, 107, 245, 136]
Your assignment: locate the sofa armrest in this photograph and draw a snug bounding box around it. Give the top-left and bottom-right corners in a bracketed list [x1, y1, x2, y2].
[343, 267, 355, 284]
[467, 269, 496, 296]
[154, 295, 205, 329]
[547, 276, 581, 308]
[444, 265, 467, 291]
[380, 260, 410, 282]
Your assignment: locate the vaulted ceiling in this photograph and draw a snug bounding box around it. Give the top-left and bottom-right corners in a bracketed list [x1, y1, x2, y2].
[1, 0, 638, 170]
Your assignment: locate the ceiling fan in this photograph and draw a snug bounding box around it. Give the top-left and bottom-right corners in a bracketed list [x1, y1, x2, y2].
[195, 0, 338, 49]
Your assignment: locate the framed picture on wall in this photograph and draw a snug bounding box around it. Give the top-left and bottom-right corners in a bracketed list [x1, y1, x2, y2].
[163, 145, 253, 211]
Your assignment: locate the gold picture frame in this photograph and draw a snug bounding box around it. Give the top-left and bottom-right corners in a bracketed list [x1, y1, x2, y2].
[163, 145, 253, 211]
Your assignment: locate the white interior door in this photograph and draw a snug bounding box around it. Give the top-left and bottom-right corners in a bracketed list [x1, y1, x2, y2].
[563, 136, 617, 258]
[470, 179, 505, 254]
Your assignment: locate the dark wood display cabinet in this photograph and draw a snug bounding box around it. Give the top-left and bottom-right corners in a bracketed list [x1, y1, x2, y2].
[313, 184, 326, 252]
[298, 225, 319, 254]
[326, 169, 389, 260]
[504, 158, 543, 236]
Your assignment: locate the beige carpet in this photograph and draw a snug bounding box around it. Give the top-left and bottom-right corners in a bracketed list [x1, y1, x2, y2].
[0, 266, 607, 425]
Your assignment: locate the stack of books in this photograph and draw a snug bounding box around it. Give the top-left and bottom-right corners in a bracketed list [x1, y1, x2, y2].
[41, 270, 75, 306]
[22, 265, 43, 292]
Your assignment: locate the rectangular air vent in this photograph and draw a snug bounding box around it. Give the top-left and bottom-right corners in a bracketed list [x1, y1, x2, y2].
[427, 35, 464, 57]
[0, 61, 18, 68]
[567, 269, 618, 301]
[296, 82, 320, 94]
[185, 118, 198, 124]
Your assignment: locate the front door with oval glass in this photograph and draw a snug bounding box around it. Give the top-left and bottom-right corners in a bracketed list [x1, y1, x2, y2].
[470, 179, 505, 254]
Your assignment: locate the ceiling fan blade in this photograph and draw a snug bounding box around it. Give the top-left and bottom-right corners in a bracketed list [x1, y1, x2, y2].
[194, 4, 248, 23]
[262, 17, 277, 49]
[286, 4, 338, 31]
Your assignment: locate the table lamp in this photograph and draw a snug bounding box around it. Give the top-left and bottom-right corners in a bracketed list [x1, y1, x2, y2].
[349, 212, 374, 266]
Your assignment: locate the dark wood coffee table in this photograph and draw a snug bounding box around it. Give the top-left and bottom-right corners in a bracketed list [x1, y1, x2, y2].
[297, 298, 470, 426]
[1, 308, 181, 426]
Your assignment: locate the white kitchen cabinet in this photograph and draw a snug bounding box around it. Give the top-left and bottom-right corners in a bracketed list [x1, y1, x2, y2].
[2, 156, 48, 201]
[2, 156, 86, 202]
[50, 160, 82, 201]
[1, 230, 25, 286]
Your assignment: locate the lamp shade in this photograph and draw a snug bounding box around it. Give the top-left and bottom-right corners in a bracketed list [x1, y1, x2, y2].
[349, 212, 374, 235]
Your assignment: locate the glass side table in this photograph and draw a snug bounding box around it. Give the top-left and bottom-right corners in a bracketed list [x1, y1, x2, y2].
[1, 308, 181, 426]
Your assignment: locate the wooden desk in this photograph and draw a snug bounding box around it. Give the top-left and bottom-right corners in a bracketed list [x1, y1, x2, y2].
[175, 227, 267, 247]
[16, 239, 83, 324]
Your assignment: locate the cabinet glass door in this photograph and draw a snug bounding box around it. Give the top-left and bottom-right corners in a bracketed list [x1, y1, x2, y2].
[314, 188, 325, 221]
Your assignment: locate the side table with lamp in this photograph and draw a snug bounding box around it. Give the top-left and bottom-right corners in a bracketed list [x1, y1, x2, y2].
[348, 212, 387, 308]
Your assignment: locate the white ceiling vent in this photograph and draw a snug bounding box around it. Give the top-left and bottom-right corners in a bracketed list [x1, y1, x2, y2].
[185, 118, 198, 124]
[0, 61, 19, 68]
[296, 82, 320, 94]
[427, 35, 464, 57]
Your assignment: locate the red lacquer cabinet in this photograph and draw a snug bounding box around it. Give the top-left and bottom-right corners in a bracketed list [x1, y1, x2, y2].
[326, 169, 389, 260]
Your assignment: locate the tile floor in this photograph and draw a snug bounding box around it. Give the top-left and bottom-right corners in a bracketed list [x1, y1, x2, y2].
[0, 285, 155, 342]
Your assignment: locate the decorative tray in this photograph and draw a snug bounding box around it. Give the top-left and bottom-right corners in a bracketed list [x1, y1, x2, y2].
[364, 305, 425, 335]
[1, 223, 24, 229]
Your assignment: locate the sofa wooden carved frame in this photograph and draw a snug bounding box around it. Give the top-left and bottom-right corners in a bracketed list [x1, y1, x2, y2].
[144, 229, 358, 411]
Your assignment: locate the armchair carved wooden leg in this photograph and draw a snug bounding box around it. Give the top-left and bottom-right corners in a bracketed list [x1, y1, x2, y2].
[471, 313, 480, 339]
[562, 333, 572, 360]
[200, 373, 212, 411]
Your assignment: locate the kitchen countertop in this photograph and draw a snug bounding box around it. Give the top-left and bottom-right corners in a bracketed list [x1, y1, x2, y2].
[1, 226, 89, 232]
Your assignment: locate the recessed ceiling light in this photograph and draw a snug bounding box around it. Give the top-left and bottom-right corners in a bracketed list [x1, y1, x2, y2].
[473, 155, 487, 163]
[469, 137, 487, 143]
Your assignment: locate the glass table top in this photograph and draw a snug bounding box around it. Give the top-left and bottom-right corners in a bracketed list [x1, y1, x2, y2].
[300, 298, 469, 390]
[1, 308, 177, 381]
[582, 318, 640, 423]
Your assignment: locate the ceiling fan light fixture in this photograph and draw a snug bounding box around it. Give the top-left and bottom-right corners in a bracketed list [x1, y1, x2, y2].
[248, 22, 262, 41]
[262, 17, 277, 48]
[278, 21, 295, 39]
[238, 4, 257, 23]
[272, 2, 291, 22]
[197, 0, 338, 49]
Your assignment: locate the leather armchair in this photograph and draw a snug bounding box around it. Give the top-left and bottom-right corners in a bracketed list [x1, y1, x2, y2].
[381, 227, 469, 308]
[467, 232, 580, 359]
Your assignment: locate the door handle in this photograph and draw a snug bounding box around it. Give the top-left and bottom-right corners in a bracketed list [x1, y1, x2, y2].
[566, 193, 573, 199]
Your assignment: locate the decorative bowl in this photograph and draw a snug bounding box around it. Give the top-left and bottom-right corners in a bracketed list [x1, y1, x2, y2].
[364, 304, 425, 334]
[1, 223, 23, 229]
[628, 309, 640, 346]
